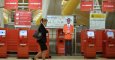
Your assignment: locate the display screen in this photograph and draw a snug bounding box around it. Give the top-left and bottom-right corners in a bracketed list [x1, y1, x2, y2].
[87, 31, 94, 37]
[0, 30, 6, 36]
[19, 30, 27, 36]
[107, 31, 114, 38]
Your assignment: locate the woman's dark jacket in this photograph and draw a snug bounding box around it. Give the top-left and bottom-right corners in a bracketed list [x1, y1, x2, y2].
[37, 23, 48, 43]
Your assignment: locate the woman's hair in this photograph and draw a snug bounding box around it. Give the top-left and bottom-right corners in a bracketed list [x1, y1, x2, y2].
[40, 18, 47, 23]
[40, 18, 43, 23]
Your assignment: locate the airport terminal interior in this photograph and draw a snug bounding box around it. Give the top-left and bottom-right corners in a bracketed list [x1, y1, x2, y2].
[0, 0, 115, 60]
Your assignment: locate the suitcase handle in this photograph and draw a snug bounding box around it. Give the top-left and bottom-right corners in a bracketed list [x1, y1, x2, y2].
[20, 44, 27, 46]
[0, 43, 5, 46]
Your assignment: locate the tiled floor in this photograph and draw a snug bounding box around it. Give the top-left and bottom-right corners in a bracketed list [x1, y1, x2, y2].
[0, 56, 114, 60]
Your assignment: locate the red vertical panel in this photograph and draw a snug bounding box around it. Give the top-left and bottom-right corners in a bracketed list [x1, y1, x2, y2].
[28, 0, 42, 10]
[95, 30, 104, 52]
[102, 0, 115, 12]
[4, 0, 18, 9]
[112, 0, 115, 10]
[80, 0, 93, 11]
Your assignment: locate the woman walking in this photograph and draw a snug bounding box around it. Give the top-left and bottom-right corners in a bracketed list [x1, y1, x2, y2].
[32, 18, 48, 60]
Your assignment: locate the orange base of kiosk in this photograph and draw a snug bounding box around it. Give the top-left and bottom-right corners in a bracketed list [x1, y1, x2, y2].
[0, 43, 7, 58]
[84, 43, 96, 58]
[17, 44, 29, 58]
[57, 44, 65, 56]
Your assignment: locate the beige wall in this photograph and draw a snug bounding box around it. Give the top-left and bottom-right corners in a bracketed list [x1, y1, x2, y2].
[47, 0, 62, 15]
[0, 0, 4, 28]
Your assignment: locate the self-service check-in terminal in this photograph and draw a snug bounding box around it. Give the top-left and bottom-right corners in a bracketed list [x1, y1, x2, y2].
[0, 30, 7, 58]
[17, 30, 29, 58]
[56, 29, 65, 55]
[103, 30, 115, 58]
[84, 30, 96, 58]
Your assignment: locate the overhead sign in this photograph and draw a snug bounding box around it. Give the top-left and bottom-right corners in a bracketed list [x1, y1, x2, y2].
[90, 13, 106, 29]
[46, 15, 74, 28]
[102, 0, 115, 12]
[28, 0, 42, 10]
[4, 0, 18, 9]
[14, 11, 32, 28]
[80, 0, 93, 11]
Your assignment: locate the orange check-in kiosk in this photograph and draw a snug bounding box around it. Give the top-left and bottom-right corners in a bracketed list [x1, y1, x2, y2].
[103, 30, 115, 58]
[83, 30, 96, 58]
[17, 29, 29, 58]
[0, 28, 7, 58]
[56, 29, 65, 55]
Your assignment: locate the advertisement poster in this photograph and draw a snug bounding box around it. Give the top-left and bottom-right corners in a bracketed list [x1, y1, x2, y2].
[47, 15, 74, 28]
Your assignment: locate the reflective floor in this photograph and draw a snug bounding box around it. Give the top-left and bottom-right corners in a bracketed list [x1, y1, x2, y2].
[0, 56, 114, 60]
